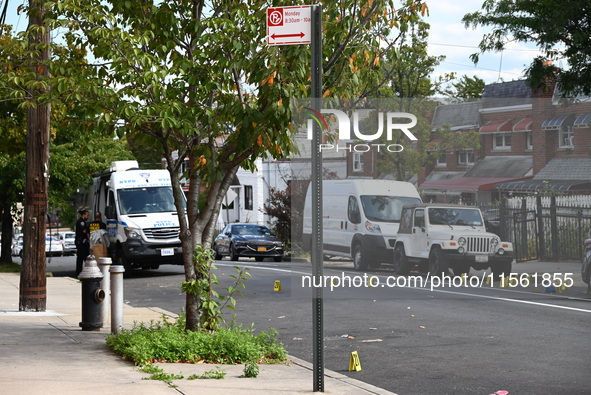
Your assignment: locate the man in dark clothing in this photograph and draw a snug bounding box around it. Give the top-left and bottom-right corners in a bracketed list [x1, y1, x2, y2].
[88, 211, 107, 232]
[75, 209, 90, 276]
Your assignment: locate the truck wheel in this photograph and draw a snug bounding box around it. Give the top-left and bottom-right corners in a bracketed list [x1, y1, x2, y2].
[393, 245, 411, 275]
[352, 243, 368, 271]
[491, 260, 512, 278]
[429, 247, 449, 277]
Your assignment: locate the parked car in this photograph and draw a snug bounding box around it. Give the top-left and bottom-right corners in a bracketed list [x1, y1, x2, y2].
[582, 238, 591, 288]
[393, 204, 513, 277]
[213, 223, 284, 262]
[12, 239, 23, 258]
[45, 235, 64, 257]
[59, 231, 76, 255]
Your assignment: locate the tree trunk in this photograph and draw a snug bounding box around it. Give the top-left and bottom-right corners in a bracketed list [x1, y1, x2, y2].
[19, 0, 51, 312]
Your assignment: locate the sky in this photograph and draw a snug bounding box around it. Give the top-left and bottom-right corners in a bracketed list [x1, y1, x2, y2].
[1, 0, 557, 87]
[423, 0, 548, 85]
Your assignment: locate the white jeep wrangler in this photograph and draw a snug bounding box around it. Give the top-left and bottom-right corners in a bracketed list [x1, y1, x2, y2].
[393, 204, 513, 277]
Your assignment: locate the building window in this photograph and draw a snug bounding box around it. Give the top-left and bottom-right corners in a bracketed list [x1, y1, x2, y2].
[244, 185, 253, 210]
[559, 125, 574, 148]
[436, 152, 447, 167]
[352, 152, 364, 172]
[457, 149, 474, 165]
[493, 133, 512, 150]
[526, 131, 533, 150]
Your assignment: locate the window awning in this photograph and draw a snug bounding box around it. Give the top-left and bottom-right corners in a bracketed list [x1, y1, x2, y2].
[479, 119, 513, 133]
[574, 113, 591, 128]
[494, 179, 591, 192]
[512, 117, 532, 132]
[541, 113, 575, 129]
[420, 177, 531, 192]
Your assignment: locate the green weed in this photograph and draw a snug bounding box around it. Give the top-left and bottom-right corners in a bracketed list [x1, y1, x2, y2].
[187, 367, 227, 380]
[106, 313, 287, 366]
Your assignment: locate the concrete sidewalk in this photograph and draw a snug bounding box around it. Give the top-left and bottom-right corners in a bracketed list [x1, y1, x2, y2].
[0, 272, 394, 395]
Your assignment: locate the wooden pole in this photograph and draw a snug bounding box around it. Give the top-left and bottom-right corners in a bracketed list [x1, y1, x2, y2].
[19, 0, 50, 312]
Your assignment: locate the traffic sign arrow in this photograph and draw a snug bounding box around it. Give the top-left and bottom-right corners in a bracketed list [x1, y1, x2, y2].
[271, 32, 305, 40]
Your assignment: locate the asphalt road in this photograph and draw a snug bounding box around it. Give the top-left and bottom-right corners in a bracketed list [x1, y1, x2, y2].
[39, 255, 591, 394]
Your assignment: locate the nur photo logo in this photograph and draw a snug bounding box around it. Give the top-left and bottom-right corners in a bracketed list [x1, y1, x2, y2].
[303, 107, 418, 153]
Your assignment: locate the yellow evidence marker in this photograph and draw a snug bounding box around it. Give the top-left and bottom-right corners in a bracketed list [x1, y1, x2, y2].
[349, 351, 362, 371]
[274, 280, 282, 291]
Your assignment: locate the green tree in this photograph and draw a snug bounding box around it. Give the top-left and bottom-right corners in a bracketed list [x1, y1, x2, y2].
[0, 25, 28, 263]
[381, 21, 444, 99]
[15, 0, 427, 330]
[0, 24, 135, 243]
[441, 75, 485, 103]
[463, 0, 591, 95]
[363, 21, 443, 180]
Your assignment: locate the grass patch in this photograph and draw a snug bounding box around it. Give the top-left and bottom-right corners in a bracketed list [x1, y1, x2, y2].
[106, 314, 287, 367]
[0, 262, 21, 273]
[187, 367, 227, 380]
[138, 365, 184, 386]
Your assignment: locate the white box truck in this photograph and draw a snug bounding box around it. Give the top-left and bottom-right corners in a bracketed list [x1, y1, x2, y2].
[302, 179, 421, 270]
[87, 160, 185, 273]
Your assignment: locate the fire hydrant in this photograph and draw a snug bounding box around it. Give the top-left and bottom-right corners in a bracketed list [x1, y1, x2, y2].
[78, 255, 105, 331]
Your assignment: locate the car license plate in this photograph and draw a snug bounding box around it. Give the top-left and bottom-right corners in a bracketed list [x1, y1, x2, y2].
[257, 246, 267, 252]
[161, 248, 174, 256]
[475, 255, 488, 263]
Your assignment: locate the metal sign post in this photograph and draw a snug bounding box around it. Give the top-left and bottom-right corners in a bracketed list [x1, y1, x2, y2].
[310, 4, 324, 392]
[267, 4, 324, 391]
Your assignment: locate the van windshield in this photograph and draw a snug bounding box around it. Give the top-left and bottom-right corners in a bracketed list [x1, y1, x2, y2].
[360, 195, 421, 222]
[118, 187, 183, 215]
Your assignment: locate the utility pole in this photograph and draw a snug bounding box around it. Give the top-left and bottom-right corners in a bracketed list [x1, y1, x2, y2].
[19, 0, 50, 311]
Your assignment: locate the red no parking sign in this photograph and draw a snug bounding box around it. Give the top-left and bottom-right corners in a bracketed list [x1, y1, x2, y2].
[266, 6, 311, 45]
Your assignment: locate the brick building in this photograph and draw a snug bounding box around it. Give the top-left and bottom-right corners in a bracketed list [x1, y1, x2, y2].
[420, 80, 591, 203]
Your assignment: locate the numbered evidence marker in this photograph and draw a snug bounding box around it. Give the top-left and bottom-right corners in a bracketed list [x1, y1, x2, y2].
[349, 351, 362, 371]
[274, 280, 282, 291]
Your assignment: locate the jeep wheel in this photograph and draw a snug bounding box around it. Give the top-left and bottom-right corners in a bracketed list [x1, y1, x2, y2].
[393, 245, 411, 275]
[352, 243, 368, 271]
[429, 247, 449, 277]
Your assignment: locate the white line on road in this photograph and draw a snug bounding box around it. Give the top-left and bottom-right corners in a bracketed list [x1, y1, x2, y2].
[218, 262, 591, 314]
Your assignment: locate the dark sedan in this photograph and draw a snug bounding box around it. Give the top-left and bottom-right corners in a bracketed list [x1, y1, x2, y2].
[213, 223, 284, 262]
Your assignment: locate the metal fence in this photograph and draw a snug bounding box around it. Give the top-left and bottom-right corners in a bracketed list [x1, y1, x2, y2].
[480, 196, 591, 262]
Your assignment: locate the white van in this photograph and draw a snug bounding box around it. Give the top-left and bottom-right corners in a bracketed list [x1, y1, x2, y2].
[302, 179, 421, 270]
[87, 160, 185, 272]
